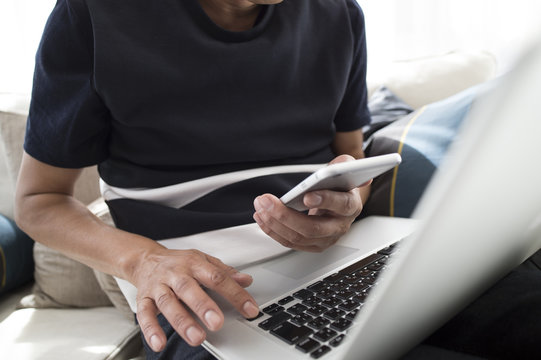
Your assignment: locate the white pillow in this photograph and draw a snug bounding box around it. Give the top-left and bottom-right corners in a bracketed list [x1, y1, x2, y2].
[367, 50, 497, 109]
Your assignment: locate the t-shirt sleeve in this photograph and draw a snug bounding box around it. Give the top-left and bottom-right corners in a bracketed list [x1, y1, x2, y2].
[333, 0, 372, 132]
[24, 0, 111, 168]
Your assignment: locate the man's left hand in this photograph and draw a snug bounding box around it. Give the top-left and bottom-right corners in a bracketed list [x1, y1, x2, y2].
[253, 155, 370, 252]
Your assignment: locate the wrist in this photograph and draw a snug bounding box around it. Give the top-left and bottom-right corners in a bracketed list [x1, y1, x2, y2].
[114, 230, 166, 285]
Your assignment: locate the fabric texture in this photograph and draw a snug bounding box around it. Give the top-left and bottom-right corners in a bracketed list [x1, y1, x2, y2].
[0, 215, 34, 294]
[19, 242, 111, 308]
[363, 84, 487, 218]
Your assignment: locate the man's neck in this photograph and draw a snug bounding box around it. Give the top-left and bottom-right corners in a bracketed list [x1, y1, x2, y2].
[197, 0, 262, 32]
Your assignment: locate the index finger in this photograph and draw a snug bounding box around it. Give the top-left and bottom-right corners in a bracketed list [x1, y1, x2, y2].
[192, 258, 260, 320]
[304, 187, 363, 217]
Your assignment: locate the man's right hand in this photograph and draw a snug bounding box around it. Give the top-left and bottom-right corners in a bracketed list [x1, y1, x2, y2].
[15, 152, 260, 354]
[132, 247, 260, 352]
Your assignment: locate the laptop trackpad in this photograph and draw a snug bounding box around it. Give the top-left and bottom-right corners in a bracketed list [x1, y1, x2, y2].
[262, 245, 356, 280]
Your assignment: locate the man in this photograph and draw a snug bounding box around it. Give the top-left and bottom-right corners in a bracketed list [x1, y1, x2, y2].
[15, 0, 371, 358]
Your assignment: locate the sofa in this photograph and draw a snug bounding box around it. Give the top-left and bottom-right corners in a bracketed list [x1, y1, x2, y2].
[0, 50, 497, 360]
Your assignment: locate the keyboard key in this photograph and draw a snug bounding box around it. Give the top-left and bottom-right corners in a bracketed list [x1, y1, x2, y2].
[315, 288, 335, 300]
[329, 334, 346, 347]
[306, 305, 327, 316]
[323, 273, 344, 283]
[291, 313, 313, 326]
[296, 338, 321, 353]
[311, 345, 331, 359]
[352, 292, 369, 304]
[313, 328, 337, 342]
[328, 282, 349, 292]
[302, 296, 321, 307]
[293, 289, 312, 300]
[258, 311, 291, 331]
[287, 303, 308, 315]
[330, 318, 352, 331]
[278, 296, 295, 305]
[307, 281, 327, 292]
[367, 260, 385, 271]
[270, 321, 313, 345]
[343, 273, 363, 284]
[378, 244, 396, 256]
[245, 311, 264, 322]
[338, 254, 385, 275]
[338, 299, 359, 312]
[361, 273, 378, 284]
[345, 308, 360, 320]
[355, 268, 375, 277]
[321, 297, 343, 308]
[335, 290, 355, 300]
[263, 303, 283, 315]
[307, 316, 330, 330]
[348, 282, 370, 292]
[323, 308, 345, 320]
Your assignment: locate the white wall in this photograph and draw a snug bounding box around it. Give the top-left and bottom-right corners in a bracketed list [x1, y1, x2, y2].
[358, 0, 541, 76]
[0, 0, 56, 95]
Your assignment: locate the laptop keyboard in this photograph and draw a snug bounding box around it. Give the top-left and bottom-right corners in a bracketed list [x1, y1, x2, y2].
[246, 243, 398, 358]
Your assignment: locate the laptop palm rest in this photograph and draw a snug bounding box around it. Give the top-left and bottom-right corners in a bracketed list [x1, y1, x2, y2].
[262, 245, 356, 280]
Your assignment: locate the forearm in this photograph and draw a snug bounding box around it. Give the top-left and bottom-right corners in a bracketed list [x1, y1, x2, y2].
[15, 191, 162, 284]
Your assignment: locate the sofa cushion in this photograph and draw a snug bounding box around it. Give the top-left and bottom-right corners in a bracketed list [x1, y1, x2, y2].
[367, 50, 497, 109]
[363, 83, 489, 218]
[365, 86, 414, 139]
[0, 307, 141, 360]
[18, 242, 113, 309]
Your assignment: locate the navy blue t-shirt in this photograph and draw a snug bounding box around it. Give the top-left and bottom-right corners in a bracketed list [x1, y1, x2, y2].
[25, 0, 371, 239]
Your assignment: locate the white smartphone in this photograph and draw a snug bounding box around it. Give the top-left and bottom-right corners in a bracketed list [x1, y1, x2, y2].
[280, 153, 402, 211]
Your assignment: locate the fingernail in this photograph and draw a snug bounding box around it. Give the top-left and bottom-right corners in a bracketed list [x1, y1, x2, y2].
[150, 334, 162, 352]
[243, 301, 259, 318]
[255, 196, 273, 212]
[305, 193, 322, 207]
[232, 271, 251, 280]
[186, 326, 205, 344]
[204, 310, 222, 330]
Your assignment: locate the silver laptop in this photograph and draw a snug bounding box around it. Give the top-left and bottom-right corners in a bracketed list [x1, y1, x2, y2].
[198, 39, 541, 359]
